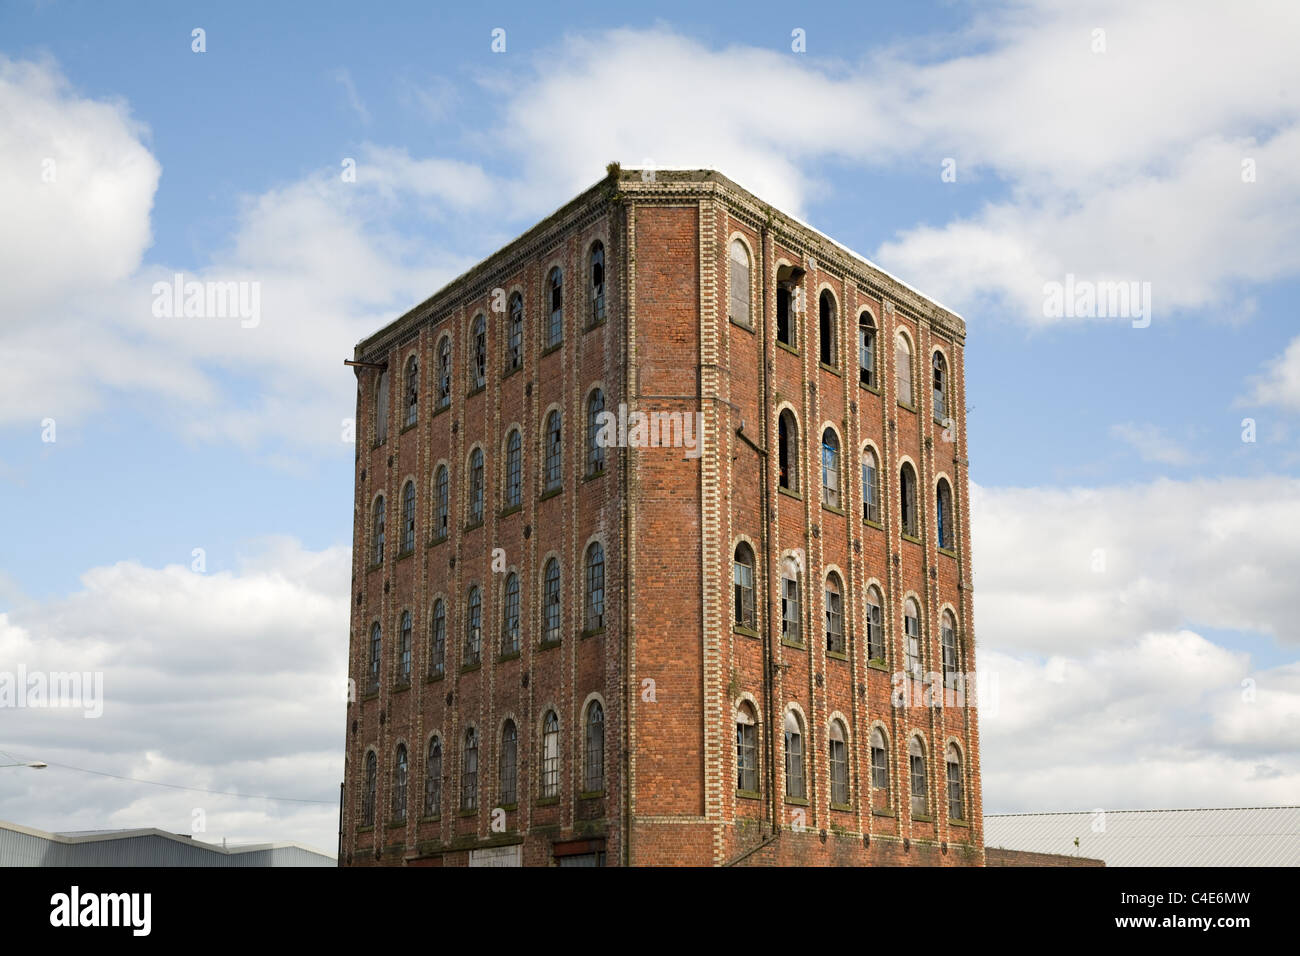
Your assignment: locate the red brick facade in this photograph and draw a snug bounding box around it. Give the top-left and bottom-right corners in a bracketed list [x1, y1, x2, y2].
[342, 168, 983, 866]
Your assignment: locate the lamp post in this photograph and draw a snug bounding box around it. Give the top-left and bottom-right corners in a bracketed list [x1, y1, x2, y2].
[0, 751, 47, 769]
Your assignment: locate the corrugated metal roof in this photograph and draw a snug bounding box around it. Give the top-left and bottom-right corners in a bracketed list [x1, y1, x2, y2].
[984, 806, 1300, 867]
[0, 820, 335, 867]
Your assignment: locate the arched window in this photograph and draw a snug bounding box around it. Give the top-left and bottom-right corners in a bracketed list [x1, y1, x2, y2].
[937, 478, 954, 550]
[585, 701, 604, 793]
[825, 572, 844, 655]
[778, 410, 798, 492]
[784, 712, 805, 799]
[461, 727, 479, 811]
[822, 428, 841, 508]
[590, 241, 606, 324]
[870, 727, 890, 797]
[896, 331, 914, 405]
[859, 311, 876, 387]
[781, 556, 801, 645]
[424, 736, 442, 817]
[504, 430, 522, 508]
[904, 598, 922, 679]
[900, 463, 918, 537]
[933, 351, 948, 423]
[372, 496, 385, 565]
[470, 314, 487, 389]
[733, 542, 755, 630]
[429, 600, 445, 677]
[736, 703, 758, 793]
[819, 290, 837, 366]
[546, 267, 563, 348]
[941, 610, 959, 688]
[587, 389, 606, 476]
[392, 744, 408, 822]
[909, 735, 928, 817]
[467, 448, 484, 525]
[436, 336, 452, 410]
[362, 750, 377, 826]
[829, 721, 849, 806]
[506, 292, 523, 372]
[866, 585, 885, 662]
[540, 711, 560, 797]
[502, 572, 520, 655]
[398, 610, 412, 684]
[729, 239, 751, 327]
[465, 585, 482, 666]
[862, 446, 880, 523]
[542, 558, 561, 643]
[500, 721, 518, 806]
[375, 368, 389, 443]
[433, 465, 449, 541]
[946, 743, 965, 821]
[404, 354, 419, 427]
[585, 541, 605, 632]
[368, 622, 381, 694]
[544, 411, 562, 492]
[400, 480, 415, 554]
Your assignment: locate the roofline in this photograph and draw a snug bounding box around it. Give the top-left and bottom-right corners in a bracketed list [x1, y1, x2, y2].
[0, 819, 335, 859]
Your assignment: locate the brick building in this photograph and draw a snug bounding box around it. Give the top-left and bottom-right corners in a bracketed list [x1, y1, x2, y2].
[341, 167, 983, 866]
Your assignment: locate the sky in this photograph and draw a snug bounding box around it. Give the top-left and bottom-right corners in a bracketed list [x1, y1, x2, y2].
[1, 0, 1298, 854]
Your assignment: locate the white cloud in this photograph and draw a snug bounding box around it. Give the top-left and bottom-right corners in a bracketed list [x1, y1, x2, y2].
[0, 537, 349, 851]
[1109, 422, 1198, 466]
[1242, 335, 1300, 412]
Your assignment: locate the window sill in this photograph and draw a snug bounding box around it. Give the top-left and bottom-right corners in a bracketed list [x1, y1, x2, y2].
[538, 487, 562, 502]
[386, 821, 407, 831]
[497, 650, 521, 663]
[938, 547, 957, 559]
[780, 638, 806, 651]
[822, 503, 845, 516]
[827, 650, 849, 662]
[400, 422, 418, 435]
[502, 365, 522, 381]
[577, 790, 605, 801]
[871, 808, 896, 818]
[535, 796, 560, 808]
[901, 533, 922, 545]
[776, 340, 799, 356]
[356, 825, 375, 833]
[784, 796, 810, 807]
[540, 342, 562, 357]
[912, 814, 934, 823]
[496, 803, 518, 813]
[467, 385, 486, 398]
[499, 504, 522, 519]
[733, 625, 761, 640]
[361, 691, 379, 702]
[366, 562, 382, 573]
[729, 316, 754, 333]
[396, 549, 414, 562]
[584, 317, 606, 333]
[428, 535, 448, 548]
[831, 803, 853, 813]
[393, 681, 411, 693]
[949, 819, 970, 828]
[463, 520, 484, 533]
[897, 400, 916, 414]
[538, 638, 562, 652]
[777, 486, 802, 501]
[582, 469, 606, 482]
[425, 672, 445, 683]
[818, 362, 841, 376]
[859, 381, 880, 395]
[458, 809, 478, 818]
[419, 815, 441, 826]
[867, 659, 889, 672]
[433, 403, 451, 418]
[736, 789, 762, 801]
[863, 518, 883, 531]
[580, 627, 605, 640]
[460, 662, 481, 674]
[371, 440, 386, 450]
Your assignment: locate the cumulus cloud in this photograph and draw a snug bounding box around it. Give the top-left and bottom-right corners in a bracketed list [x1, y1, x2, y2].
[0, 537, 349, 851]
[1242, 335, 1300, 412]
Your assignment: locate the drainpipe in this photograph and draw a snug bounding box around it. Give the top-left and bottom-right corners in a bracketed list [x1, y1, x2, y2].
[758, 222, 779, 838]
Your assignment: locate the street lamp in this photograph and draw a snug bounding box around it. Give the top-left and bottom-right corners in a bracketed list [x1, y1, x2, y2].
[0, 751, 47, 769]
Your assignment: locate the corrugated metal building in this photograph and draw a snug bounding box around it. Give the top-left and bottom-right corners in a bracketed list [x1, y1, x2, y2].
[0, 820, 335, 867]
[984, 806, 1300, 867]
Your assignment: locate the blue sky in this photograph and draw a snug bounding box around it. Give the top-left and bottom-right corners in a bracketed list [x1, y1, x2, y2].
[2, 0, 1298, 852]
